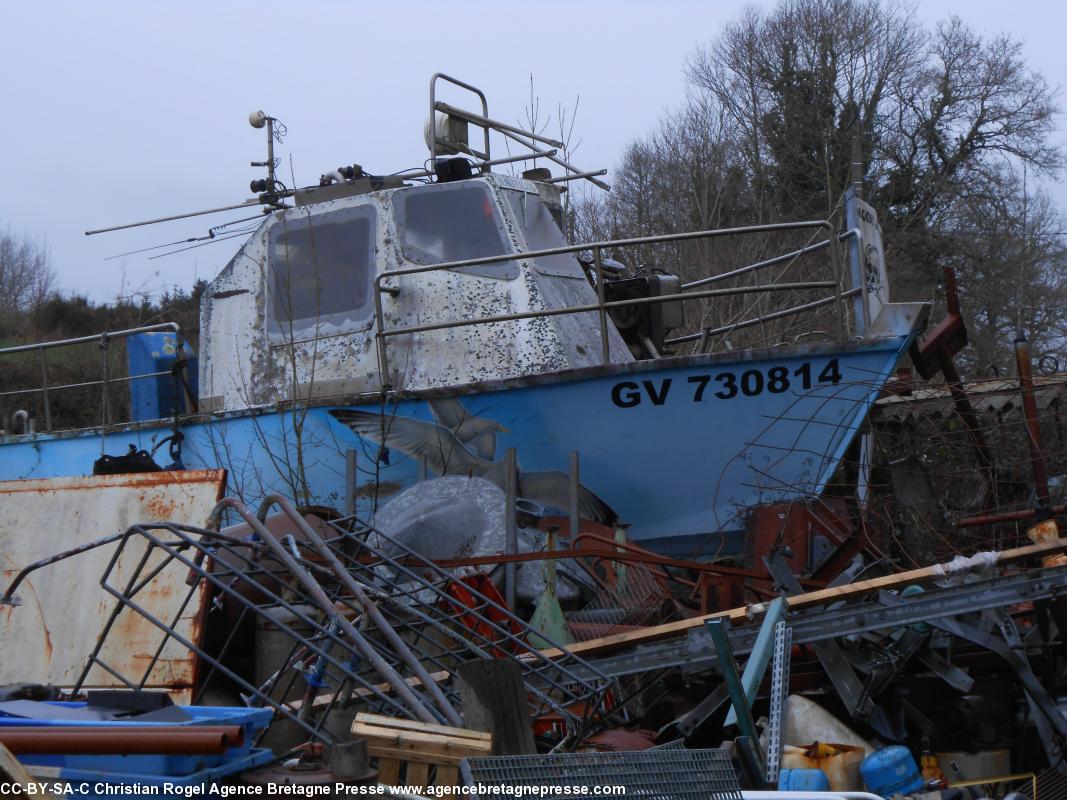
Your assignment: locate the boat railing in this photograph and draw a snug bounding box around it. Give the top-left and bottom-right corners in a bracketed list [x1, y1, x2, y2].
[0, 322, 194, 435]
[373, 219, 859, 384]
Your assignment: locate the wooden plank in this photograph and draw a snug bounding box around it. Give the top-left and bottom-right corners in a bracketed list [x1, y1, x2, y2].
[357, 732, 492, 761]
[363, 744, 476, 767]
[354, 712, 490, 742]
[377, 757, 401, 786]
[0, 743, 62, 799]
[535, 539, 1067, 659]
[406, 761, 430, 789]
[354, 723, 492, 755]
[435, 765, 459, 787]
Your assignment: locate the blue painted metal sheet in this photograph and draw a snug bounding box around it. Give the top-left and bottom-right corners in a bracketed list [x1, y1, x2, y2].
[0, 336, 908, 559]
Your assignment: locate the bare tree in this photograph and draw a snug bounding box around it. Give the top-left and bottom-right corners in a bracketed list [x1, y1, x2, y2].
[0, 226, 56, 333]
[579, 0, 1063, 361]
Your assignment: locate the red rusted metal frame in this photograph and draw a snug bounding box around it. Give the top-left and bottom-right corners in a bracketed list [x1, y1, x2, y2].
[908, 267, 996, 505]
[1015, 336, 1052, 507]
[958, 505, 1067, 528]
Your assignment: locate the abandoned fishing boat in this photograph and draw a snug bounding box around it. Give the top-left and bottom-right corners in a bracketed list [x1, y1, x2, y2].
[0, 75, 927, 558]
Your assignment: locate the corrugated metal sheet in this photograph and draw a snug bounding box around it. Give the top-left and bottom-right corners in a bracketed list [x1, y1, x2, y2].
[874, 374, 1067, 423]
[0, 469, 226, 698]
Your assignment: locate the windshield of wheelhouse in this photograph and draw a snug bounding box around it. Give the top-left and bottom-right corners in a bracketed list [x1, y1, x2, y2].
[392, 181, 517, 279]
[267, 204, 376, 339]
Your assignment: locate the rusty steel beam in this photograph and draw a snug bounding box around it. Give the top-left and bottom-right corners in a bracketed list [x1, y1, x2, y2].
[957, 505, 1067, 529]
[909, 268, 996, 505]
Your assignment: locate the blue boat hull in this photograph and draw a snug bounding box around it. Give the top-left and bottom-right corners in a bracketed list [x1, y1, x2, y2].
[0, 337, 909, 559]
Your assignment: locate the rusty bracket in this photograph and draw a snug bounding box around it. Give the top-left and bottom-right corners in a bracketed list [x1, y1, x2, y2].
[908, 267, 995, 505]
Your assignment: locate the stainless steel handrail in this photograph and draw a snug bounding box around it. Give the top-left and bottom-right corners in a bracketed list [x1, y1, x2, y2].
[0, 322, 188, 434]
[372, 219, 846, 385]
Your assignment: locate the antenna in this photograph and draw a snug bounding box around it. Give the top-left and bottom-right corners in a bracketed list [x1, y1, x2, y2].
[248, 110, 285, 204]
[86, 112, 291, 236]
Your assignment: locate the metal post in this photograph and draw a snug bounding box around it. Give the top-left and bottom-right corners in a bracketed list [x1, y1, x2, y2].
[505, 447, 518, 610]
[569, 451, 580, 537]
[724, 597, 787, 727]
[100, 335, 111, 426]
[1015, 335, 1051, 507]
[344, 449, 357, 517]
[38, 348, 52, 433]
[765, 621, 793, 786]
[373, 285, 391, 389]
[827, 234, 847, 340]
[594, 249, 610, 364]
[265, 117, 276, 192]
[705, 619, 764, 750]
[614, 523, 630, 590]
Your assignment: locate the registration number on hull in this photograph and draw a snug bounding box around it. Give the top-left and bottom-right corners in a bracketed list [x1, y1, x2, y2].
[610, 359, 843, 408]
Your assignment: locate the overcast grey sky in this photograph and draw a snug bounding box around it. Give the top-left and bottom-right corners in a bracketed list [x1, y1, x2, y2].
[1, 1, 1063, 306]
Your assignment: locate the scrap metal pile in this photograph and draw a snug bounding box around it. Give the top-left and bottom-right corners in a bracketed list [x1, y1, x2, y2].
[2, 474, 1067, 794]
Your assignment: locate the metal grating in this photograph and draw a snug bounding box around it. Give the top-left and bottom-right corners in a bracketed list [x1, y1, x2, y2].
[52, 496, 611, 746]
[462, 749, 742, 800]
[568, 564, 672, 642]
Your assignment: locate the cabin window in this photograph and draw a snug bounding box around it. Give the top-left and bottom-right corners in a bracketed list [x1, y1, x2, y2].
[393, 182, 517, 279]
[267, 205, 376, 337]
[505, 191, 584, 279]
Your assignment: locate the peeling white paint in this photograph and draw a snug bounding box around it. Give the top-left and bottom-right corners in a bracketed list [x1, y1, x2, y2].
[200, 176, 632, 412]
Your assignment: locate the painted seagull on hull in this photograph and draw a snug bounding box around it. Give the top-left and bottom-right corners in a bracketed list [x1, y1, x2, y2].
[329, 404, 618, 525]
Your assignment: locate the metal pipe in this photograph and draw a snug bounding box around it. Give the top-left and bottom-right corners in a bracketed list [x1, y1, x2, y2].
[668, 288, 862, 345]
[0, 726, 244, 755]
[100, 335, 111, 426]
[85, 202, 269, 236]
[382, 282, 838, 339]
[256, 494, 463, 725]
[379, 220, 832, 282]
[434, 101, 563, 149]
[494, 125, 610, 190]
[594, 249, 610, 363]
[957, 505, 1066, 528]
[1, 529, 150, 605]
[401, 149, 558, 179]
[0, 323, 181, 356]
[505, 447, 518, 610]
[569, 451, 580, 538]
[430, 74, 491, 172]
[1015, 335, 1051, 506]
[0, 370, 175, 400]
[682, 238, 832, 290]
[344, 449, 357, 517]
[544, 169, 608, 185]
[371, 218, 836, 386]
[38, 349, 52, 432]
[209, 497, 439, 724]
[104, 522, 416, 737]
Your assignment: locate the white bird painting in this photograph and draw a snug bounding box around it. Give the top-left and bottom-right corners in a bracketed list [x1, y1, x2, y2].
[329, 399, 617, 524]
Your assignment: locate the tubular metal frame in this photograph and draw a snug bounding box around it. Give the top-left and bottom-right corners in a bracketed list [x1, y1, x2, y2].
[372, 219, 850, 385]
[49, 501, 613, 746]
[0, 322, 193, 434]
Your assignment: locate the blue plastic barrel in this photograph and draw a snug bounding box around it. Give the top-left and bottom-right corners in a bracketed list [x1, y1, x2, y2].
[778, 767, 831, 791]
[861, 745, 924, 797]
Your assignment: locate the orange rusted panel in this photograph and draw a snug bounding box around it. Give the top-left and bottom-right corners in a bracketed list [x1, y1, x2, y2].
[0, 470, 226, 699]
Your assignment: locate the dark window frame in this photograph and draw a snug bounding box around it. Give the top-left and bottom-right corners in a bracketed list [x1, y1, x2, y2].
[392, 181, 518, 280]
[266, 204, 378, 339]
